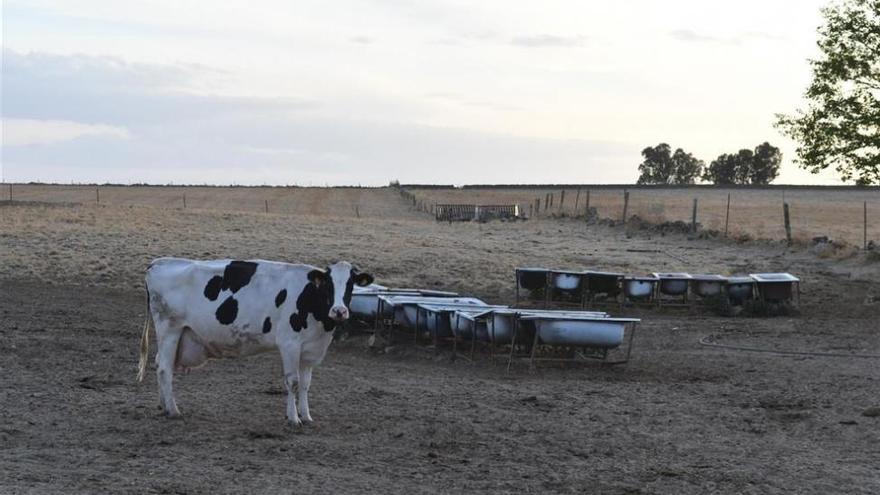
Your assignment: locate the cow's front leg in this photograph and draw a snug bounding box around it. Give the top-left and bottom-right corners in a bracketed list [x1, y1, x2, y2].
[279, 341, 302, 428]
[297, 366, 314, 424]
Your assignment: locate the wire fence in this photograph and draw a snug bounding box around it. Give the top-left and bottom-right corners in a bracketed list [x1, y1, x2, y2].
[408, 186, 880, 248]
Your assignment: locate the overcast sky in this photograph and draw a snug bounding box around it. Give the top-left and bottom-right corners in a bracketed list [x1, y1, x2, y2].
[1, 0, 844, 185]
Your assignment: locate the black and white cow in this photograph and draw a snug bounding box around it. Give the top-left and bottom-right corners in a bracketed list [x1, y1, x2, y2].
[137, 258, 373, 426]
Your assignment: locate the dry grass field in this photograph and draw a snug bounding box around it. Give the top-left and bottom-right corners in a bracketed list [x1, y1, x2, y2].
[1, 189, 879, 494]
[409, 186, 880, 247]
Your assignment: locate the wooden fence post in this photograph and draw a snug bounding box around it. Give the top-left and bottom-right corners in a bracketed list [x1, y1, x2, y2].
[865, 201, 868, 250]
[574, 189, 581, 211]
[691, 198, 698, 233]
[585, 190, 590, 217]
[96, 186, 100, 204]
[559, 190, 565, 210]
[549, 193, 554, 208]
[535, 198, 541, 215]
[265, 200, 269, 214]
[783, 203, 792, 245]
[356, 205, 360, 218]
[724, 193, 731, 238]
[9, 183, 12, 201]
[183, 193, 187, 209]
[622, 190, 629, 223]
[545, 193, 550, 209]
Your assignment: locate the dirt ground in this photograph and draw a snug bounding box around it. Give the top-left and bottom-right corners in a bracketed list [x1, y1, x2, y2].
[1, 201, 879, 494]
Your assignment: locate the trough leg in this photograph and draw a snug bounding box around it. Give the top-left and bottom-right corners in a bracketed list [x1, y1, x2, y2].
[506, 318, 519, 373]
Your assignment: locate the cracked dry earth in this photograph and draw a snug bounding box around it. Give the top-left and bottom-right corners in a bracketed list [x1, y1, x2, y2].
[1, 202, 879, 494]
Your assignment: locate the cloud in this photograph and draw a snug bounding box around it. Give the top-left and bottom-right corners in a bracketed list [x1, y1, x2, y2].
[669, 29, 783, 45]
[424, 92, 523, 112]
[349, 35, 373, 44]
[510, 34, 587, 48]
[1, 50, 639, 185]
[2, 119, 130, 146]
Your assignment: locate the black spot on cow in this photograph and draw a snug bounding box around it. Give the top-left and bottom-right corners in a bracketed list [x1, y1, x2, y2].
[221, 261, 259, 293]
[275, 289, 287, 308]
[215, 296, 239, 325]
[289, 312, 305, 332]
[289, 281, 337, 333]
[262, 317, 272, 334]
[203, 261, 259, 302]
[203, 276, 223, 301]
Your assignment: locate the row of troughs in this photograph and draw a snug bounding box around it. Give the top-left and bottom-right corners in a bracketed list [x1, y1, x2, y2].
[349, 284, 642, 367]
[348, 269, 801, 367]
[515, 268, 802, 308]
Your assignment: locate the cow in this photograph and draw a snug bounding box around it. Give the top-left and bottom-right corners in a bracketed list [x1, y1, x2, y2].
[137, 258, 373, 427]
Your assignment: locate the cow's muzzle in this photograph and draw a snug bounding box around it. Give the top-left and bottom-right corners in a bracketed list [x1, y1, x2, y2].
[329, 306, 349, 322]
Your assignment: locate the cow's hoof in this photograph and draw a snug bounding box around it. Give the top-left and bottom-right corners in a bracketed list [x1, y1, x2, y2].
[166, 409, 182, 419]
[300, 416, 314, 426]
[287, 418, 303, 430]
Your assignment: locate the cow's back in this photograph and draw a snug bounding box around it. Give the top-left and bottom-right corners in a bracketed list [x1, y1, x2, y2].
[146, 258, 316, 356]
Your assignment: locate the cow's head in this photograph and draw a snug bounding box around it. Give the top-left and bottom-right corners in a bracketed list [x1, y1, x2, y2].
[307, 261, 374, 323]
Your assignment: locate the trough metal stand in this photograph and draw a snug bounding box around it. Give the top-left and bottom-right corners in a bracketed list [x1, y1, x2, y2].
[507, 320, 639, 370]
[602, 322, 638, 366]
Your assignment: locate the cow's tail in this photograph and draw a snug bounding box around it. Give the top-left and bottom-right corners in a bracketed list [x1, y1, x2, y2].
[137, 282, 153, 382]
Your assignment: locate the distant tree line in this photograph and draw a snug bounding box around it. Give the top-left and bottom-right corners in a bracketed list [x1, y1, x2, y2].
[636, 142, 782, 185]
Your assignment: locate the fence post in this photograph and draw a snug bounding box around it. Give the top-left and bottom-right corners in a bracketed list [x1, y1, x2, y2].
[265, 199, 269, 214]
[535, 198, 541, 216]
[585, 190, 590, 217]
[622, 190, 629, 223]
[559, 190, 565, 210]
[356, 205, 360, 218]
[545, 193, 550, 209]
[529, 204, 533, 217]
[9, 183, 12, 201]
[724, 193, 731, 238]
[783, 203, 792, 245]
[183, 193, 187, 209]
[96, 186, 100, 204]
[549, 193, 554, 208]
[574, 189, 581, 211]
[691, 198, 698, 233]
[865, 201, 868, 250]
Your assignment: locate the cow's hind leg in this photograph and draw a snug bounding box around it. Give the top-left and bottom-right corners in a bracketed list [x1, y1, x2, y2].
[279, 341, 303, 428]
[155, 321, 183, 418]
[297, 366, 314, 424]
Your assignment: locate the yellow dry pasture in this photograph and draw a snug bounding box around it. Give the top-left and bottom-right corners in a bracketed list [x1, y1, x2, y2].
[2, 184, 425, 220]
[410, 186, 880, 246]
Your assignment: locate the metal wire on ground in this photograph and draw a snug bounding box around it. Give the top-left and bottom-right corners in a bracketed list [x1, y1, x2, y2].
[699, 335, 880, 359]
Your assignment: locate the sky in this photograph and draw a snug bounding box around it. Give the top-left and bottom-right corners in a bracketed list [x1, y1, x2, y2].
[0, 0, 847, 186]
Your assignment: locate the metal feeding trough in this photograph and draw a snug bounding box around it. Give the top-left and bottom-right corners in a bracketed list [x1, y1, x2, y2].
[750, 273, 800, 304]
[548, 270, 587, 307]
[689, 274, 728, 299]
[622, 276, 658, 305]
[515, 267, 551, 306]
[350, 288, 459, 320]
[377, 295, 488, 331]
[511, 312, 640, 368]
[584, 271, 623, 306]
[652, 272, 692, 306]
[725, 276, 756, 305]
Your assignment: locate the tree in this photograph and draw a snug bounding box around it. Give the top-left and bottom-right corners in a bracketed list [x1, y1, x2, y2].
[703, 143, 782, 185]
[636, 143, 704, 184]
[703, 153, 739, 185]
[775, 0, 880, 185]
[749, 142, 783, 185]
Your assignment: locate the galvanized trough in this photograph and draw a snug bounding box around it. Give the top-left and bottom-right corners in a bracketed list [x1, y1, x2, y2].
[350, 287, 459, 320]
[750, 273, 800, 304]
[725, 276, 756, 305]
[622, 275, 658, 305]
[377, 295, 488, 331]
[689, 274, 728, 299]
[653, 272, 692, 306]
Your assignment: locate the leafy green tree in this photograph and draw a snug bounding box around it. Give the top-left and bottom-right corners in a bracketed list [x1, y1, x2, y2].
[636, 143, 704, 184]
[775, 0, 880, 185]
[749, 142, 783, 185]
[704, 153, 740, 185]
[703, 143, 782, 185]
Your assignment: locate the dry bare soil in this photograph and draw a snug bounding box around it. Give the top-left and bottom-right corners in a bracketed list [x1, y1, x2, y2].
[1, 194, 879, 494]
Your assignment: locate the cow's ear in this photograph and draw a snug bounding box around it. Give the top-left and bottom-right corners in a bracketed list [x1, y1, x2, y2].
[353, 272, 374, 287]
[307, 269, 327, 285]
